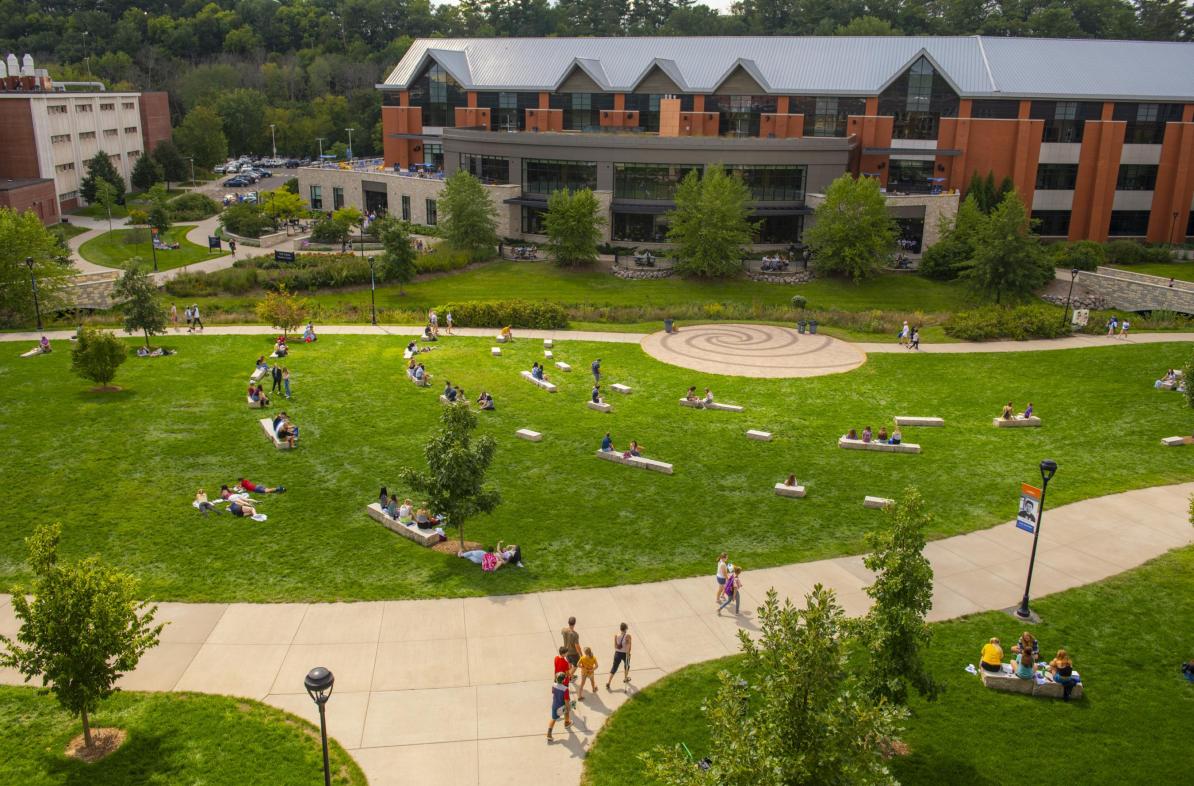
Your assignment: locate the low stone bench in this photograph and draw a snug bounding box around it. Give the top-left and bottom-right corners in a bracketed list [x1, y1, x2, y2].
[611, 383, 633, 395]
[409, 374, 430, 387]
[980, 668, 1083, 700]
[516, 428, 542, 442]
[895, 416, 944, 427]
[495, 334, 508, 343]
[520, 370, 558, 392]
[864, 496, 893, 509]
[366, 503, 441, 547]
[678, 399, 744, 412]
[439, 395, 457, 404]
[1161, 436, 1193, 446]
[596, 449, 673, 475]
[746, 430, 772, 441]
[545, 350, 553, 359]
[588, 401, 612, 413]
[247, 395, 263, 409]
[544, 339, 553, 349]
[774, 482, 806, 498]
[839, 438, 921, 454]
[260, 418, 291, 450]
[993, 416, 1041, 428]
[556, 362, 572, 372]
[250, 367, 268, 383]
[491, 347, 502, 356]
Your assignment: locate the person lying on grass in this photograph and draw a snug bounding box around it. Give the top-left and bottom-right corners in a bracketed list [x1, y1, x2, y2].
[195, 488, 221, 516]
[228, 499, 259, 518]
[239, 478, 284, 494]
[458, 541, 522, 570]
[136, 346, 173, 357]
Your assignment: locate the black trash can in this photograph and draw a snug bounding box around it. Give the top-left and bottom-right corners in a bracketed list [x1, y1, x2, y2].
[664, 318, 674, 333]
[809, 320, 818, 334]
[797, 320, 806, 334]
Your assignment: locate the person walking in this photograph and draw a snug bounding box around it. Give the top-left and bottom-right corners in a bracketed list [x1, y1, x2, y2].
[271, 363, 283, 393]
[605, 623, 632, 690]
[184, 304, 194, 333]
[561, 617, 583, 687]
[909, 327, 920, 351]
[546, 672, 572, 742]
[898, 320, 910, 346]
[282, 367, 292, 399]
[717, 565, 743, 615]
[170, 303, 179, 331]
[229, 238, 237, 257]
[1119, 318, 1130, 340]
[715, 552, 729, 602]
[1106, 316, 1118, 337]
[445, 310, 453, 335]
[192, 304, 203, 332]
[591, 358, 601, 384]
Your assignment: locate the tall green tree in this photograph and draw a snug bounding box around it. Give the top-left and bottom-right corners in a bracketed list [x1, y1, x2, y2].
[375, 216, 419, 294]
[861, 486, 938, 705]
[151, 140, 189, 188]
[0, 522, 162, 750]
[544, 187, 605, 267]
[642, 586, 905, 785]
[261, 188, 306, 228]
[80, 151, 125, 206]
[918, 194, 986, 281]
[961, 190, 1052, 303]
[666, 164, 754, 278]
[174, 106, 228, 170]
[438, 170, 498, 261]
[807, 173, 897, 282]
[401, 403, 500, 547]
[0, 208, 74, 328]
[93, 179, 119, 235]
[130, 153, 163, 192]
[70, 328, 127, 390]
[113, 264, 167, 348]
[215, 88, 268, 155]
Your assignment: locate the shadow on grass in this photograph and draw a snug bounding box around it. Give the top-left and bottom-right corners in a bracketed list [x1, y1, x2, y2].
[44, 731, 169, 786]
[75, 387, 138, 403]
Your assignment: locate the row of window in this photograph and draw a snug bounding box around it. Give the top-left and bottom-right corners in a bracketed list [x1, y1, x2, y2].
[1031, 210, 1194, 237]
[520, 206, 805, 244]
[1036, 163, 1159, 191]
[309, 185, 440, 226]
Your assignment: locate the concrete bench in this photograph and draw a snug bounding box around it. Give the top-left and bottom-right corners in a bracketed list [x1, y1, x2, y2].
[495, 334, 508, 343]
[439, 394, 455, 404]
[491, 347, 502, 356]
[250, 367, 268, 383]
[1161, 436, 1193, 446]
[1158, 380, 1177, 390]
[409, 374, 430, 387]
[260, 418, 292, 450]
[678, 399, 744, 412]
[895, 416, 944, 427]
[980, 668, 1083, 700]
[839, 438, 921, 454]
[595, 449, 673, 475]
[611, 383, 633, 395]
[516, 428, 542, 442]
[864, 496, 893, 509]
[520, 370, 558, 392]
[746, 430, 772, 441]
[774, 482, 806, 498]
[545, 350, 553, 359]
[556, 362, 572, 372]
[993, 416, 1041, 428]
[366, 503, 441, 547]
[587, 401, 612, 413]
[544, 339, 553, 349]
[247, 395, 267, 409]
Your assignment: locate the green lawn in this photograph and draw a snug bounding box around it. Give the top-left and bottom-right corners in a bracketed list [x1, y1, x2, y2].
[50, 223, 88, 242]
[78, 226, 225, 271]
[581, 545, 1194, 786]
[1109, 261, 1194, 282]
[1, 336, 1191, 602]
[0, 687, 364, 785]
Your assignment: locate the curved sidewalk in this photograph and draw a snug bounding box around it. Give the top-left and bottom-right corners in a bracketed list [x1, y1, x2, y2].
[1, 483, 1190, 786]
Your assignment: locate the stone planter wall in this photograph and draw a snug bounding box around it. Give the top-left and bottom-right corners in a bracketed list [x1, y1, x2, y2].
[613, 266, 674, 280]
[745, 269, 814, 284]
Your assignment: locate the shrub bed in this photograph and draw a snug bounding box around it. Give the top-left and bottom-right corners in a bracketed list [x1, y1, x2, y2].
[168, 192, 220, 221]
[944, 305, 1072, 341]
[438, 299, 568, 329]
[416, 246, 473, 273]
[165, 253, 378, 297]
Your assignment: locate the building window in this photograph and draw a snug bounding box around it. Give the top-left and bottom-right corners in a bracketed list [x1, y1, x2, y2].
[79, 131, 96, 140]
[523, 159, 598, 195]
[970, 100, 1021, 119]
[59, 190, 78, 201]
[614, 163, 701, 200]
[1116, 164, 1158, 191]
[789, 96, 866, 137]
[754, 214, 804, 244]
[124, 126, 137, 134]
[55, 162, 75, 173]
[623, 94, 663, 132]
[425, 199, 437, 225]
[47, 104, 67, 114]
[407, 63, 467, 127]
[423, 143, 444, 171]
[521, 204, 548, 234]
[50, 134, 71, 144]
[122, 101, 135, 110]
[1113, 103, 1182, 144]
[613, 212, 670, 243]
[725, 165, 806, 201]
[100, 103, 115, 111]
[706, 95, 778, 137]
[1035, 163, 1079, 190]
[476, 91, 540, 131]
[878, 56, 958, 140]
[104, 129, 118, 137]
[401, 195, 410, 221]
[894, 217, 924, 253]
[1032, 210, 1071, 236]
[309, 185, 322, 210]
[1030, 101, 1101, 143]
[460, 154, 511, 184]
[76, 104, 92, 113]
[332, 186, 344, 210]
[545, 92, 615, 131]
[128, 150, 141, 159]
[1188, 211, 1194, 238]
[886, 160, 937, 194]
[1108, 210, 1150, 236]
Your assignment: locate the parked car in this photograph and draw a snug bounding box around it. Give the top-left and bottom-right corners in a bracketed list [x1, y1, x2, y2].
[255, 169, 273, 178]
[284, 159, 301, 168]
[223, 177, 249, 187]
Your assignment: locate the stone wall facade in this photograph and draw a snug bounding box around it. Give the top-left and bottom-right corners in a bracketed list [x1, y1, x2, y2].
[1075, 268, 1194, 313]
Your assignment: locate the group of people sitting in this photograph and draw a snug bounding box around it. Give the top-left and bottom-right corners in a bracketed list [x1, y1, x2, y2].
[378, 488, 444, 531]
[529, 362, 549, 382]
[844, 425, 903, 445]
[758, 254, 790, 272]
[476, 391, 495, 410]
[999, 402, 1034, 420]
[272, 336, 289, 358]
[600, 432, 643, 458]
[302, 322, 317, 343]
[980, 632, 1081, 700]
[684, 386, 715, 406]
[1155, 368, 1185, 391]
[442, 381, 465, 402]
[194, 478, 285, 519]
[408, 359, 431, 386]
[248, 383, 271, 407]
[458, 541, 523, 570]
[272, 412, 299, 447]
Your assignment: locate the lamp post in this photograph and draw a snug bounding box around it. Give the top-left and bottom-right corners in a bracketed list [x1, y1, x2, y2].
[304, 667, 335, 786]
[316, 137, 326, 162]
[363, 220, 376, 325]
[149, 226, 160, 272]
[187, 156, 195, 187]
[345, 127, 354, 161]
[269, 123, 277, 161]
[1061, 267, 1079, 328]
[1015, 460, 1057, 621]
[25, 257, 42, 331]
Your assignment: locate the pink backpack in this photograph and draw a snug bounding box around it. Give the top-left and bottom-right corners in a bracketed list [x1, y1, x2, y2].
[481, 552, 499, 572]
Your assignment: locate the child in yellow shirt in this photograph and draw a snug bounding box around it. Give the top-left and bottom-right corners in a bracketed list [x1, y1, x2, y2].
[577, 647, 598, 699]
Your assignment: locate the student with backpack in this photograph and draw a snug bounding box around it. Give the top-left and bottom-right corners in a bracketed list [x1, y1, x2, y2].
[717, 565, 743, 615]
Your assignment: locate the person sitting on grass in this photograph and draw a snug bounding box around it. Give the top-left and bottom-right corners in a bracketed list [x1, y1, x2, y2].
[980, 637, 1004, 673]
[592, 385, 605, 404]
[601, 432, 614, 452]
[861, 426, 873, 443]
[453, 384, 465, 402]
[1182, 659, 1194, 683]
[703, 388, 714, 406]
[379, 486, 390, 508]
[1048, 649, 1080, 700]
[39, 336, 51, 353]
[414, 505, 442, 530]
[1001, 401, 1015, 420]
[273, 337, 288, 357]
[685, 386, 699, 401]
[500, 325, 513, 341]
[303, 322, 317, 343]
[195, 488, 221, 516]
[249, 384, 269, 408]
[444, 381, 457, 402]
[1023, 402, 1034, 419]
[877, 426, 888, 443]
[844, 428, 858, 440]
[239, 477, 284, 494]
[423, 324, 437, 341]
[477, 391, 495, 410]
[1014, 647, 1036, 679]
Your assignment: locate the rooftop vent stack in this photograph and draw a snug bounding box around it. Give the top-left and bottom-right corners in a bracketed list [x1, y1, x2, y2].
[21, 53, 34, 75]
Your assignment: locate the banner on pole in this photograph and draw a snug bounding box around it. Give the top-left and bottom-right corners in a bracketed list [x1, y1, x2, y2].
[1016, 483, 1041, 534]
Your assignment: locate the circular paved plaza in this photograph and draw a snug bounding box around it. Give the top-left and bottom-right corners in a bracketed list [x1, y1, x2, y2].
[640, 323, 866, 378]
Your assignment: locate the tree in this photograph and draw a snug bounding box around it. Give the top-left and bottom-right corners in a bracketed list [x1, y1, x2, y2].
[0, 523, 161, 751]
[70, 328, 127, 389]
[642, 586, 905, 786]
[1182, 349, 1194, 410]
[93, 179, 119, 235]
[544, 188, 605, 267]
[174, 106, 228, 170]
[1050, 239, 1106, 272]
[836, 15, 899, 35]
[861, 486, 938, 705]
[261, 188, 306, 228]
[438, 170, 498, 261]
[961, 190, 1052, 303]
[147, 205, 171, 235]
[255, 284, 309, 337]
[152, 140, 189, 189]
[376, 216, 418, 294]
[80, 151, 125, 206]
[918, 194, 985, 281]
[666, 164, 754, 278]
[113, 264, 167, 347]
[807, 174, 898, 282]
[130, 153, 163, 192]
[401, 403, 500, 547]
[0, 207, 74, 327]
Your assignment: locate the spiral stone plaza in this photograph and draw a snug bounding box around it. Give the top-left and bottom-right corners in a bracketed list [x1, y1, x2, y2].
[639, 323, 867, 378]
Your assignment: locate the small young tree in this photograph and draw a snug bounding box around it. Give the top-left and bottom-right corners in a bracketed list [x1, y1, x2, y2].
[255, 284, 309, 337]
[401, 403, 500, 548]
[544, 187, 605, 267]
[80, 151, 126, 206]
[861, 486, 938, 705]
[147, 205, 172, 235]
[113, 264, 168, 348]
[151, 140, 189, 189]
[438, 170, 498, 261]
[0, 522, 163, 750]
[262, 188, 306, 228]
[807, 173, 898, 282]
[666, 164, 754, 278]
[376, 216, 419, 294]
[130, 153, 163, 192]
[917, 195, 986, 281]
[961, 190, 1052, 304]
[70, 328, 127, 390]
[93, 179, 118, 234]
[642, 586, 905, 785]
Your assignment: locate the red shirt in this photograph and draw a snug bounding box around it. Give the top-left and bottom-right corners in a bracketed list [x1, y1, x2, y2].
[553, 656, 570, 682]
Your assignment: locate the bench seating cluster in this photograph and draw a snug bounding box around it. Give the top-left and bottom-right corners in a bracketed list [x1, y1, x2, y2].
[491, 347, 502, 356]
[678, 399, 744, 412]
[365, 503, 441, 547]
[895, 416, 944, 427]
[994, 416, 1041, 428]
[839, 437, 921, 454]
[596, 449, 673, 474]
[259, 418, 291, 450]
[520, 370, 558, 392]
[544, 339, 553, 348]
[247, 395, 264, 409]
[495, 334, 508, 343]
[980, 668, 1083, 700]
[774, 482, 806, 498]
[545, 350, 553, 359]
[250, 367, 268, 383]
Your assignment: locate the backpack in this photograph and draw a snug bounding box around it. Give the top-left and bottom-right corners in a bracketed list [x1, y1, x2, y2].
[724, 575, 736, 596]
[481, 552, 499, 572]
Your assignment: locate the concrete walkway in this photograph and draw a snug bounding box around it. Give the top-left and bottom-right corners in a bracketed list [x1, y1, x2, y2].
[1, 483, 1190, 786]
[64, 213, 234, 284]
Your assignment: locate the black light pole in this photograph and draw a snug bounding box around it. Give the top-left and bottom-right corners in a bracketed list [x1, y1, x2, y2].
[1061, 267, 1079, 328]
[25, 257, 42, 331]
[363, 222, 376, 325]
[1015, 459, 1057, 621]
[150, 228, 160, 272]
[304, 666, 335, 786]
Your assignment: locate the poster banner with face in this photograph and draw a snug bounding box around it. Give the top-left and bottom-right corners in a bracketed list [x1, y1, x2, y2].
[1016, 483, 1042, 533]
